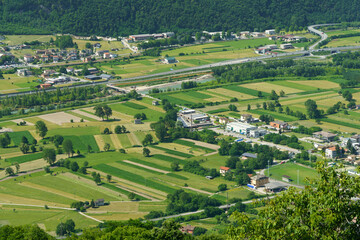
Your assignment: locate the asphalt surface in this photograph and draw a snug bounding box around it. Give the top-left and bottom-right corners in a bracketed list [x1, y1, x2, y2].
[308, 23, 338, 50]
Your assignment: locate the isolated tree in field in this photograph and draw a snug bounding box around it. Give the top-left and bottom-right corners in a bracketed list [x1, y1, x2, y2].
[155, 123, 167, 142]
[19, 143, 29, 154]
[35, 121, 48, 138]
[228, 104, 237, 111]
[128, 192, 136, 200]
[0, 133, 11, 148]
[121, 125, 127, 133]
[247, 104, 251, 110]
[87, 145, 92, 153]
[269, 90, 279, 100]
[43, 148, 56, 165]
[228, 162, 360, 239]
[93, 173, 101, 185]
[106, 174, 112, 182]
[14, 162, 20, 174]
[21, 136, 28, 144]
[63, 139, 74, 157]
[94, 104, 112, 120]
[56, 219, 75, 236]
[305, 99, 321, 119]
[53, 135, 64, 148]
[142, 134, 153, 146]
[104, 143, 110, 152]
[257, 91, 263, 98]
[70, 161, 79, 172]
[85, 42, 92, 49]
[279, 90, 285, 97]
[143, 147, 150, 157]
[103, 128, 110, 134]
[5, 167, 14, 176]
[115, 125, 122, 134]
[171, 161, 180, 171]
[218, 184, 227, 191]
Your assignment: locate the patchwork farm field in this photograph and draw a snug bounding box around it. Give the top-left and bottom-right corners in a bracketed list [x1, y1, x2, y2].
[0, 74, 40, 94]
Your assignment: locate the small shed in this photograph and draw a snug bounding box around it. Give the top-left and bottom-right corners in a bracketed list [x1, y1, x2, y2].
[95, 198, 105, 207]
[134, 119, 142, 124]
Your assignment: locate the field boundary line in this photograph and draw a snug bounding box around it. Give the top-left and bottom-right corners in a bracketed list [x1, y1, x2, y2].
[78, 211, 104, 223]
[0, 203, 75, 210]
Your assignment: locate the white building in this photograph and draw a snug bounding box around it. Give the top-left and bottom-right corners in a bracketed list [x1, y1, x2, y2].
[265, 29, 276, 35]
[226, 122, 257, 135]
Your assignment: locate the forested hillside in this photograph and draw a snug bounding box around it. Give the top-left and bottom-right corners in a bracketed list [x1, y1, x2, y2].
[1, 0, 360, 36]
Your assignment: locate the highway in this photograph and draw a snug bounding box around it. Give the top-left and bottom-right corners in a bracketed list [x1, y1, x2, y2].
[308, 23, 338, 50]
[2, 24, 360, 98]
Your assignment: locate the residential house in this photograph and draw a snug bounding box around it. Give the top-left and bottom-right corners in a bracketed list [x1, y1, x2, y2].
[23, 54, 33, 63]
[94, 199, 105, 207]
[218, 117, 228, 125]
[82, 56, 92, 63]
[270, 121, 288, 130]
[265, 182, 286, 193]
[251, 175, 269, 187]
[17, 69, 32, 77]
[219, 166, 230, 176]
[93, 43, 101, 48]
[164, 57, 177, 64]
[52, 55, 60, 63]
[134, 119, 142, 124]
[95, 50, 109, 57]
[66, 67, 74, 74]
[280, 43, 294, 49]
[41, 54, 49, 62]
[350, 134, 360, 143]
[313, 131, 337, 142]
[325, 146, 344, 159]
[241, 153, 257, 160]
[265, 29, 276, 35]
[180, 225, 195, 235]
[40, 83, 52, 89]
[103, 52, 111, 59]
[240, 114, 253, 123]
[251, 32, 265, 38]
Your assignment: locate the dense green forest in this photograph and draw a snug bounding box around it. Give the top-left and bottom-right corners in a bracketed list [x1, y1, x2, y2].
[0, 0, 360, 36]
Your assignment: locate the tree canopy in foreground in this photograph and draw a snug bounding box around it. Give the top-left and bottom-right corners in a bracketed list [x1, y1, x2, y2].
[228, 162, 360, 239]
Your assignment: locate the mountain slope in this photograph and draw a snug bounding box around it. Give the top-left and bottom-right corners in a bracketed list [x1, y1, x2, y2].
[0, 0, 360, 36]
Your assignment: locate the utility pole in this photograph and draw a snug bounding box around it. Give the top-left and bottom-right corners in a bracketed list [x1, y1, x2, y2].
[297, 169, 299, 185]
[268, 159, 270, 176]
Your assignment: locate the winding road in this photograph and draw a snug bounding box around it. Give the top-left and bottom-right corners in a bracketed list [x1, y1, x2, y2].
[308, 23, 338, 50]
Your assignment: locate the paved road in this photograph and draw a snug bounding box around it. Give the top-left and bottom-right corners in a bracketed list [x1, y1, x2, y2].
[308, 23, 338, 50]
[147, 195, 276, 222]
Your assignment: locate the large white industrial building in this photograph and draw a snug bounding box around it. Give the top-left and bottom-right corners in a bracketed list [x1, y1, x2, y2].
[226, 122, 257, 135]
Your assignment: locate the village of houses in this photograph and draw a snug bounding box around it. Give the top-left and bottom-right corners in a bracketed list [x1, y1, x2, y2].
[177, 107, 360, 191]
[0, 28, 313, 90]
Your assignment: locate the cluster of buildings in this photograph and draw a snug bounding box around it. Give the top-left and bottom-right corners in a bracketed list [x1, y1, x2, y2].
[126, 32, 175, 42]
[24, 49, 92, 63]
[94, 50, 118, 60]
[177, 109, 212, 128]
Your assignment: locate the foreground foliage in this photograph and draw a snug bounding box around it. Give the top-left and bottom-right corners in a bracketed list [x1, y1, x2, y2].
[228, 162, 360, 240]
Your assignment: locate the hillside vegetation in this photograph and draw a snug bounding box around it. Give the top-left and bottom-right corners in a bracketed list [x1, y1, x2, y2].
[1, 0, 360, 35]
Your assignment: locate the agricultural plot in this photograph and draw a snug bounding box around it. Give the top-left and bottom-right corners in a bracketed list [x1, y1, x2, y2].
[288, 80, 339, 89]
[0, 74, 40, 93]
[150, 144, 195, 158]
[3, 35, 53, 45]
[222, 85, 269, 97]
[39, 112, 86, 125]
[7, 131, 35, 146]
[110, 101, 165, 122]
[270, 80, 318, 91]
[63, 135, 99, 152]
[173, 139, 217, 153]
[0, 206, 98, 232]
[206, 88, 254, 100]
[6, 152, 43, 164]
[248, 109, 298, 122]
[241, 82, 302, 94]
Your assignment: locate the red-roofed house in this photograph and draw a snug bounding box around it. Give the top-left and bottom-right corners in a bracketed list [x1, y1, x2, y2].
[220, 166, 230, 176]
[325, 146, 344, 159]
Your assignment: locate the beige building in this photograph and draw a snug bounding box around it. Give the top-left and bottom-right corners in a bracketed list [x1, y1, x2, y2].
[251, 174, 269, 187]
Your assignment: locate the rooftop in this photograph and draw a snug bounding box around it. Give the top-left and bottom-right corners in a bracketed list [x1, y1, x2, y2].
[265, 182, 287, 190]
[220, 166, 230, 171]
[313, 131, 337, 138]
